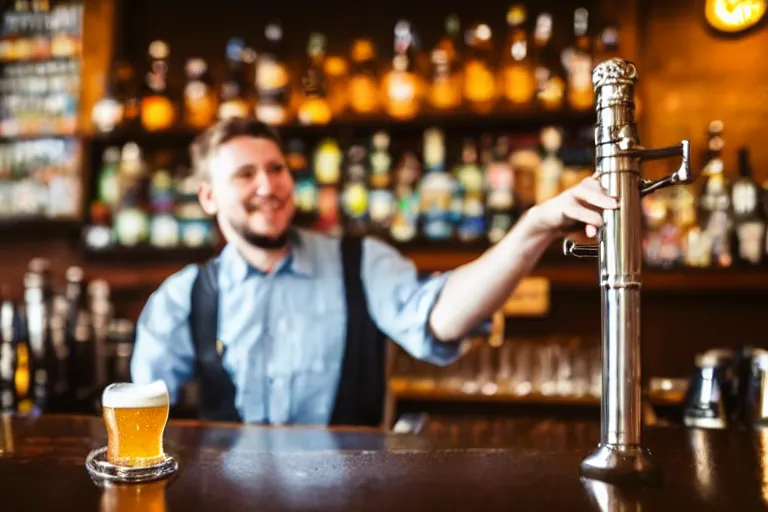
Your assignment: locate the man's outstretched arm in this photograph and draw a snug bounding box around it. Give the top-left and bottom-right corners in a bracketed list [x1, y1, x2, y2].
[429, 177, 617, 341]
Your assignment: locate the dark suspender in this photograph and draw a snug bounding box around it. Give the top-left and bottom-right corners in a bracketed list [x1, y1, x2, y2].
[188, 236, 388, 427]
[189, 259, 241, 422]
[329, 236, 388, 427]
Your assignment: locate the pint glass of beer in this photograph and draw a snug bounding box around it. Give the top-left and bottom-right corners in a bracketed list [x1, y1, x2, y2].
[102, 380, 170, 468]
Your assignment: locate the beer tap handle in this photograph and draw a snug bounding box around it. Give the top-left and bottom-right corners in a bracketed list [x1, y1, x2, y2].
[563, 239, 599, 258]
[634, 140, 692, 196]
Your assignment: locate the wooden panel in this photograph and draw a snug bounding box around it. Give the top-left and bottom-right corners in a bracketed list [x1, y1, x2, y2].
[639, 0, 768, 181]
[79, 0, 116, 137]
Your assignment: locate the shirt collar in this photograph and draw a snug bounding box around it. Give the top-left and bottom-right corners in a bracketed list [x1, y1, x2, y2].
[219, 228, 315, 287]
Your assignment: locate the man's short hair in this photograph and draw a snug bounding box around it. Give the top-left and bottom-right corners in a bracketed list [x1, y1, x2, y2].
[190, 117, 284, 181]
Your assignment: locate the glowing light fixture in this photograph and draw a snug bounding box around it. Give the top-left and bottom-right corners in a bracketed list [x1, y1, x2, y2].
[705, 0, 766, 33]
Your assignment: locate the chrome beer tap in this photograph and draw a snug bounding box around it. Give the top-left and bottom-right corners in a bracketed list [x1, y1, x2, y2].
[564, 58, 693, 482]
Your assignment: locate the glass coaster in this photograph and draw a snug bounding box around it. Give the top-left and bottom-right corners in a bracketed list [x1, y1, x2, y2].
[85, 446, 178, 484]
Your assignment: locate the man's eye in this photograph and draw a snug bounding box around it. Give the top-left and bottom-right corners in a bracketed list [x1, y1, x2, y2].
[269, 163, 286, 173]
[234, 170, 254, 181]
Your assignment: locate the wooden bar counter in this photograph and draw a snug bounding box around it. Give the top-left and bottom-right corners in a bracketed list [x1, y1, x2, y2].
[0, 413, 766, 511]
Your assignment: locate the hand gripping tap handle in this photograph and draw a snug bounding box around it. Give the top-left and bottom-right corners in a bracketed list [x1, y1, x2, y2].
[564, 58, 695, 484]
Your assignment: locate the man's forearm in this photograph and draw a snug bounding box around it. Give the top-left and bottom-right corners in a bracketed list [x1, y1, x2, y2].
[428, 209, 557, 341]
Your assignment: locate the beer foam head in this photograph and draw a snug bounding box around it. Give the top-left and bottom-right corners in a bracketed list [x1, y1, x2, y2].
[102, 380, 169, 408]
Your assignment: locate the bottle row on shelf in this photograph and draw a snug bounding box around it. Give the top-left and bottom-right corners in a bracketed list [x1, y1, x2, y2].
[82, 119, 768, 271]
[0, 136, 81, 218]
[83, 124, 591, 251]
[0, 58, 81, 137]
[0, 1, 83, 138]
[0, 258, 135, 416]
[0, 1, 83, 62]
[644, 121, 768, 269]
[91, 6, 636, 135]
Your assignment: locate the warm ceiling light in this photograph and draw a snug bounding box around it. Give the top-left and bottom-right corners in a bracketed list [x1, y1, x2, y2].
[705, 0, 767, 33]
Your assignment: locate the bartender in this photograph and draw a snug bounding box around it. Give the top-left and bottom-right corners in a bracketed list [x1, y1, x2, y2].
[130, 117, 617, 426]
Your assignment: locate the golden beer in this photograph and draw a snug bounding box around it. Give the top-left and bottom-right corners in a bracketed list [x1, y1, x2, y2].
[102, 381, 170, 468]
[100, 480, 167, 512]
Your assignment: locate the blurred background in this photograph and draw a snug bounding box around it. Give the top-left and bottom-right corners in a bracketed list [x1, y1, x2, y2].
[0, 0, 766, 433]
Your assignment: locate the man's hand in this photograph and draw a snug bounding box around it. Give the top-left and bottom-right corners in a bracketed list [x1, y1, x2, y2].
[526, 177, 619, 239]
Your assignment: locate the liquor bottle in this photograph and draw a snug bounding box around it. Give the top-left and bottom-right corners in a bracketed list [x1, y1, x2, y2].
[0, 296, 17, 412]
[23, 271, 49, 412]
[93, 146, 120, 213]
[69, 309, 94, 409]
[111, 322, 135, 383]
[50, 2, 82, 59]
[419, 128, 456, 241]
[383, 20, 424, 120]
[390, 152, 421, 243]
[368, 131, 395, 237]
[649, 188, 683, 268]
[674, 183, 701, 267]
[113, 142, 149, 246]
[428, 14, 462, 111]
[297, 33, 333, 125]
[288, 139, 316, 227]
[563, 8, 593, 111]
[28, 257, 53, 302]
[322, 53, 349, 117]
[510, 135, 542, 212]
[453, 138, 486, 242]
[731, 147, 765, 265]
[113, 61, 141, 131]
[486, 135, 517, 243]
[48, 310, 68, 407]
[698, 121, 732, 267]
[91, 63, 124, 134]
[219, 38, 251, 120]
[500, 5, 535, 107]
[149, 168, 180, 248]
[313, 139, 343, 235]
[175, 168, 215, 247]
[88, 279, 112, 391]
[341, 144, 370, 236]
[462, 22, 497, 113]
[13, 308, 32, 414]
[370, 131, 393, 190]
[183, 58, 217, 129]
[64, 266, 85, 336]
[536, 126, 564, 204]
[254, 22, 290, 125]
[347, 39, 380, 115]
[140, 41, 176, 132]
[533, 13, 566, 111]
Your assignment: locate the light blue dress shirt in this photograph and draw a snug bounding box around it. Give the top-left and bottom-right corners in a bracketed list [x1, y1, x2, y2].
[130, 228, 464, 424]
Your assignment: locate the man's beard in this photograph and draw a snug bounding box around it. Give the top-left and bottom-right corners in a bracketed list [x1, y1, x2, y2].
[229, 201, 293, 250]
[239, 227, 290, 250]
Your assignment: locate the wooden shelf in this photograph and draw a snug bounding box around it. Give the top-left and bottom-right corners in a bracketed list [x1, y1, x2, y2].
[83, 261, 196, 292]
[0, 218, 81, 243]
[80, 244, 216, 264]
[390, 380, 685, 408]
[84, 109, 596, 146]
[74, 243, 768, 295]
[392, 386, 601, 407]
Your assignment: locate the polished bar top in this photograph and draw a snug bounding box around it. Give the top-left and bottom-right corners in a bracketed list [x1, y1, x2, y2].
[0, 413, 766, 511]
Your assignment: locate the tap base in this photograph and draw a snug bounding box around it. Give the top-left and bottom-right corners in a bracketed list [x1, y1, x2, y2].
[580, 443, 660, 484]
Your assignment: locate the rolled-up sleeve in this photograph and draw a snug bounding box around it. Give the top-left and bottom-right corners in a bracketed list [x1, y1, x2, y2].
[130, 264, 199, 404]
[360, 236, 464, 366]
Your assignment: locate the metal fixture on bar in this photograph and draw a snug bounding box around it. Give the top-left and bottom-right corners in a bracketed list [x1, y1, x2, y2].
[564, 58, 693, 483]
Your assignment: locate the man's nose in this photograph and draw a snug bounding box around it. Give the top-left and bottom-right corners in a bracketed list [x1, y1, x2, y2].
[252, 168, 275, 194]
